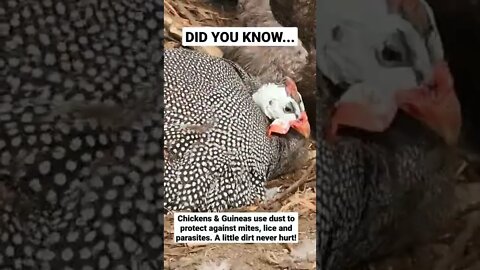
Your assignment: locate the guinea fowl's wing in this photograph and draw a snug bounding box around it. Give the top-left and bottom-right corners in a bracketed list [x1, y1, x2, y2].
[165, 141, 264, 212]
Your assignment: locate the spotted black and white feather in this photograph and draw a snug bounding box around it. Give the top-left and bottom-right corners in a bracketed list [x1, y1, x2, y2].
[0, 0, 164, 268]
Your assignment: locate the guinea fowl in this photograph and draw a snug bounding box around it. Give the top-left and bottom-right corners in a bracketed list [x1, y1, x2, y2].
[316, 0, 461, 269]
[164, 48, 310, 212]
[0, 0, 164, 268]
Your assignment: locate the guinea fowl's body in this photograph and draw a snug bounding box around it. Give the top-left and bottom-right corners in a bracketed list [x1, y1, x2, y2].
[164, 48, 308, 212]
[317, 108, 456, 269]
[0, 0, 164, 268]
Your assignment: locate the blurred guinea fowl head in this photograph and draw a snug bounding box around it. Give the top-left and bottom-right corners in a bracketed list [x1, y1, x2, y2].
[252, 77, 311, 138]
[317, 0, 462, 145]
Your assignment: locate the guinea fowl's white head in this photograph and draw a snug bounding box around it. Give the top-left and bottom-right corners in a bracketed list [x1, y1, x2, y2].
[252, 77, 311, 138]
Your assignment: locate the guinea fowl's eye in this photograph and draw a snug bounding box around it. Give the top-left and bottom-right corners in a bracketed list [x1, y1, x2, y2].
[284, 103, 295, 113]
[382, 45, 403, 62]
[377, 31, 412, 67]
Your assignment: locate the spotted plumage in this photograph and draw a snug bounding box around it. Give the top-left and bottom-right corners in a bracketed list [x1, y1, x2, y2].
[164, 48, 308, 212]
[0, 0, 164, 268]
[316, 111, 456, 270]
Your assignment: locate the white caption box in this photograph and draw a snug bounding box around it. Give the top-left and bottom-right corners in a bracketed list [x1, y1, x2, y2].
[173, 212, 299, 244]
[182, 27, 299, 46]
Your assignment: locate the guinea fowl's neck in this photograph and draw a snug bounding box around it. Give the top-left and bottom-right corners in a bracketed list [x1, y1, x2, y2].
[267, 134, 310, 180]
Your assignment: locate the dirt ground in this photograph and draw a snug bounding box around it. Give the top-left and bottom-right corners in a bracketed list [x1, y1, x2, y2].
[163, 1, 480, 269]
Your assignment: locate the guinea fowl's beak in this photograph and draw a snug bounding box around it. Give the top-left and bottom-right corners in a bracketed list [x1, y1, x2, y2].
[267, 112, 311, 138]
[396, 62, 462, 145]
[291, 112, 311, 138]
